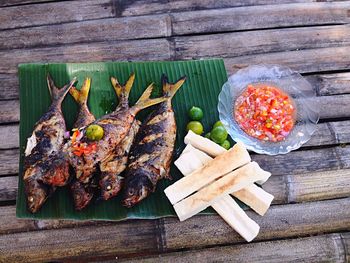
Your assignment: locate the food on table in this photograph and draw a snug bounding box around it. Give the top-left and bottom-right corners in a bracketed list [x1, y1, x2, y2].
[213, 120, 224, 129]
[65, 73, 166, 185]
[122, 75, 187, 207]
[68, 78, 97, 211]
[210, 125, 228, 144]
[175, 144, 259, 242]
[99, 121, 140, 201]
[220, 140, 230, 150]
[86, 124, 104, 141]
[173, 161, 271, 221]
[234, 84, 296, 142]
[164, 141, 251, 205]
[69, 78, 95, 128]
[185, 130, 226, 156]
[188, 106, 203, 121]
[186, 121, 203, 135]
[204, 132, 211, 139]
[233, 185, 274, 216]
[177, 131, 274, 216]
[98, 76, 141, 201]
[23, 75, 76, 213]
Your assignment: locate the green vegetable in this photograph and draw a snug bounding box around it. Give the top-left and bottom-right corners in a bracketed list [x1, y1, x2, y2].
[213, 121, 224, 129]
[220, 140, 231, 150]
[86, 124, 104, 141]
[188, 106, 203, 121]
[186, 121, 204, 135]
[210, 126, 228, 144]
[204, 132, 211, 139]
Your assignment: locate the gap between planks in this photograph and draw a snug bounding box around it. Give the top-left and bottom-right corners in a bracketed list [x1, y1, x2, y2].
[0, 197, 348, 262]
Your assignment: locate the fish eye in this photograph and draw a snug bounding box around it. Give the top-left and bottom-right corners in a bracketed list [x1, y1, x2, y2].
[128, 189, 134, 196]
[106, 185, 111, 190]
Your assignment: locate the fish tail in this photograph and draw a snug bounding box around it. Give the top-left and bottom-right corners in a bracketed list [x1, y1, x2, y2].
[111, 72, 135, 105]
[134, 83, 167, 110]
[69, 77, 91, 105]
[47, 74, 76, 104]
[161, 74, 187, 99]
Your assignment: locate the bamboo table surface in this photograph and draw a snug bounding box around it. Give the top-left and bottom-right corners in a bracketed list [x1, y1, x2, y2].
[0, 0, 350, 262]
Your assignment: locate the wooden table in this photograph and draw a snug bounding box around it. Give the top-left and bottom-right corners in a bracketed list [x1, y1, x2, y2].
[1, 1, 350, 262]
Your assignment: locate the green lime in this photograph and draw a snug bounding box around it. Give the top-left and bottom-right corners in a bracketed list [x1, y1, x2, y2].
[186, 121, 204, 135]
[210, 126, 228, 144]
[188, 106, 203, 121]
[220, 140, 231, 150]
[204, 132, 211, 139]
[86, 124, 104, 141]
[213, 121, 224, 129]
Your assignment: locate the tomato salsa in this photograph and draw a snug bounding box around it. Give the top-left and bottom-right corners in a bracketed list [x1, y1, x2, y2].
[234, 84, 296, 142]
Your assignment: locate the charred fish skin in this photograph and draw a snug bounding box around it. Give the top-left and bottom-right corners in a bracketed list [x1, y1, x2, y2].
[99, 120, 140, 200]
[122, 75, 186, 208]
[67, 73, 167, 184]
[68, 78, 97, 210]
[24, 75, 76, 213]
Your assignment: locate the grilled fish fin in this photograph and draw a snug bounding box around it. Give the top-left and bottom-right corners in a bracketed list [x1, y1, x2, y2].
[47, 74, 76, 103]
[69, 77, 91, 105]
[134, 83, 167, 110]
[162, 74, 187, 99]
[111, 72, 135, 105]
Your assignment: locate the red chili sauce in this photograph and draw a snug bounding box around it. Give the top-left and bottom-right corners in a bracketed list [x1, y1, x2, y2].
[234, 84, 296, 142]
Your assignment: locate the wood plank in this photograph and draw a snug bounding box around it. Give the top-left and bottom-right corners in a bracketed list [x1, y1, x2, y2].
[0, 124, 18, 149]
[0, 0, 114, 30]
[119, 0, 319, 17]
[307, 72, 350, 96]
[0, 73, 18, 100]
[0, 176, 17, 202]
[171, 2, 350, 35]
[283, 169, 350, 203]
[0, 198, 348, 262]
[0, 100, 20, 123]
[3, 71, 350, 101]
[0, 0, 61, 7]
[342, 232, 350, 260]
[0, 0, 332, 23]
[252, 145, 350, 176]
[0, 14, 171, 50]
[174, 25, 350, 60]
[120, 233, 347, 263]
[225, 46, 350, 75]
[262, 168, 350, 204]
[0, 38, 171, 75]
[0, 149, 19, 176]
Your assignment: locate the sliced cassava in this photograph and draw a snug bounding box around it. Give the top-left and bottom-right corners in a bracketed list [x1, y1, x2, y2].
[173, 162, 271, 221]
[164, 141, 250, 205]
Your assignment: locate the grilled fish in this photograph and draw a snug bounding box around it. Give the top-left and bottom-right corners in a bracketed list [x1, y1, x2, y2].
[122, 75, 186, 207]
[99, 120, 140, 200]
[68, 78, 97, 210]
[23, 75, 76, 213]
[66, 73, 166, 186]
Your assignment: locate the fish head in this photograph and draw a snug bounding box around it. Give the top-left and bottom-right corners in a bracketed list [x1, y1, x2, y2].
[24, 177, 49, 213]
[70, 180, 93, 211]
[100, 173, 123, 201]
[122, 172, 153, 208]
